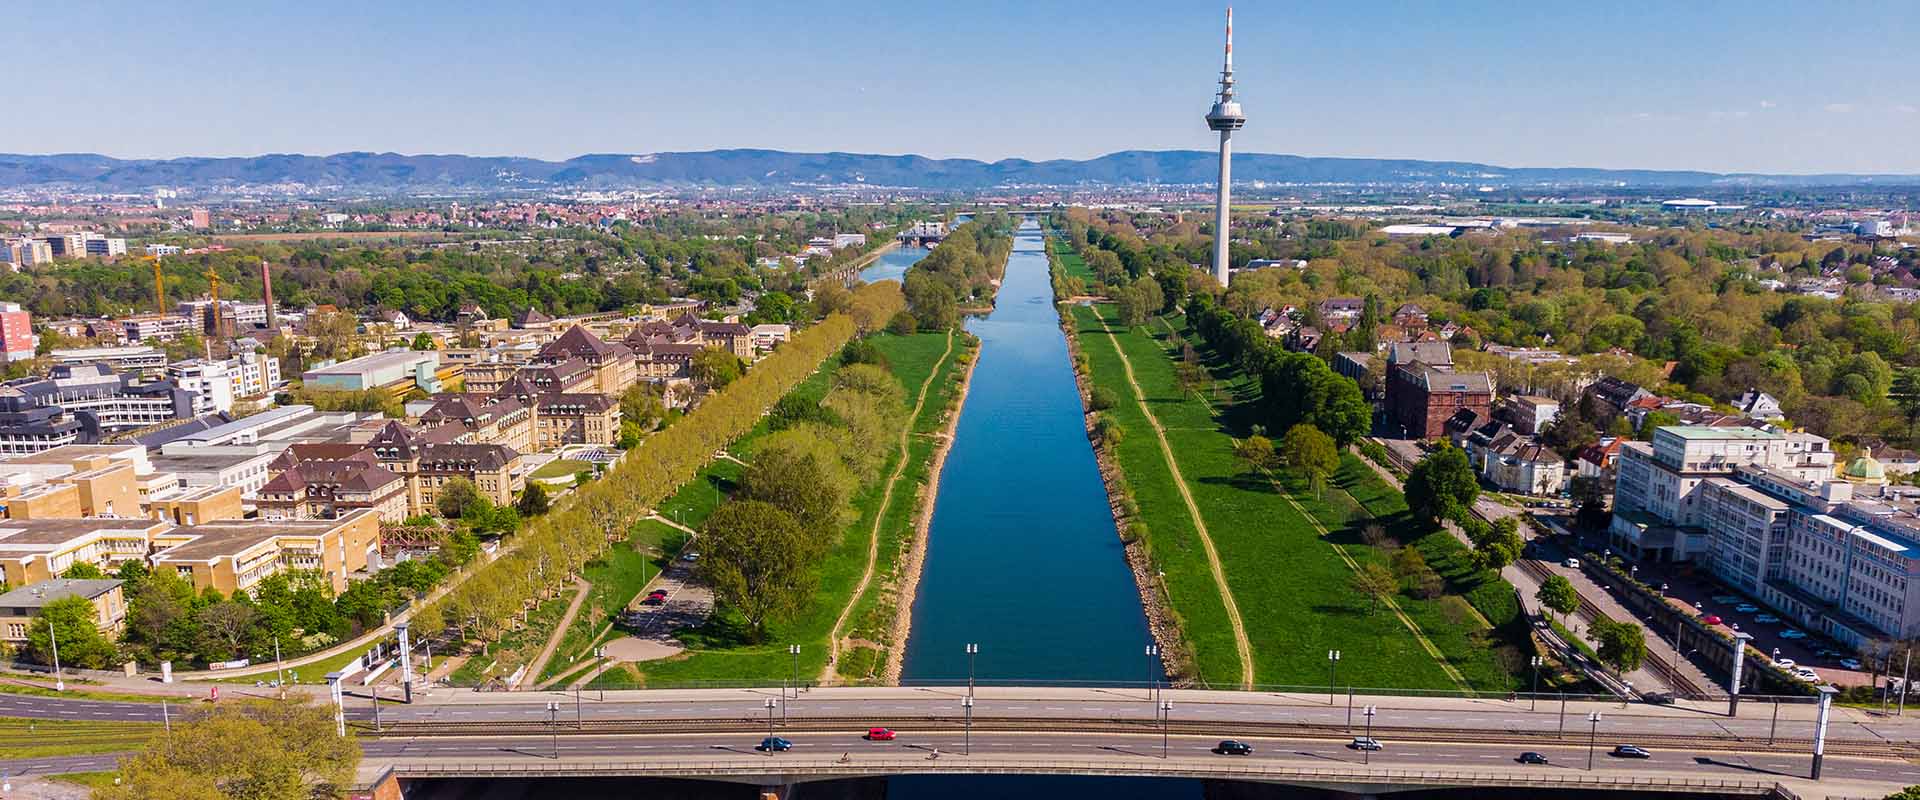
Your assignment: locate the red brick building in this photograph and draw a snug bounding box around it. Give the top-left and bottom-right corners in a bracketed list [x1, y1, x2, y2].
[1386, 362, 1493, 440]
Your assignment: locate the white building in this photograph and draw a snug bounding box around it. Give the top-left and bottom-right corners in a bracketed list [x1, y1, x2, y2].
[1611, 425, 1835, 562]
[48, 346, 168, 375]
[144, 244, 182, 257]
[166, 360, 237, 415]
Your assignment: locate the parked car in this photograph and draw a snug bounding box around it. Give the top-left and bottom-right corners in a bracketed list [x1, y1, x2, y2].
[1781, 629, 1809, 640]
[1775, 659, 1797, 669]
[1755, 614, 1782, 624]
[1349, 737, 1384, 751]
[641, 595, 664, 606]
[1518, 751, 1550, 765]
[757, 737, 793, 752]
[1813, 647, 1844, 659]
[1735, 604, 1760, 613]
[1711, 595, 1740, 604]
[1214, 740, 1253, 756]
[682, 552, 700, 562]
[1641, 692, 1675, 705]
[1840, 658, 1863, 671]
[649, 588, 669, 597]
[865, 728, 896, 741]
[1700, 615, 1724, 626]
[1563, 558, 1581, 569]
[1610, 745, 1652, 759]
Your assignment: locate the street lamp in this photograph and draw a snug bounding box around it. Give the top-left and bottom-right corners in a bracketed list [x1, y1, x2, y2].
[1362, 705, 1377, 765]
[1529, 656, 1543, 711]
[965, 643, 979, 697]
[764, 698, 778, 757]
[961, 696, 974, 755]
[1585, 712, 1603, 771]
[1160, 700, 1173, 759]
[788, 645, 801, 699]
[1327, 650, 1341, 704]
[371, 684, 381, 732]
[47, 619, 63, 692]
[274, 636, 286, 699]
[1660, 582, 1669, 597]
[547, 701, 560, 760]
[1145, 644, 1160, 703]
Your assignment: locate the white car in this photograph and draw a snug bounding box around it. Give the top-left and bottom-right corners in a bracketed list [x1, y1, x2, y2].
[1563, 558, 1581, 569]
[1775, 658, 1797, 669]
[1793, 669, 1820, 682]
[1839, 658, 1863, 671]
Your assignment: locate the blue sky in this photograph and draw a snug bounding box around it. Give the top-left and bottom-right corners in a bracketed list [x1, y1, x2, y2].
[5, 0, 1918, 173]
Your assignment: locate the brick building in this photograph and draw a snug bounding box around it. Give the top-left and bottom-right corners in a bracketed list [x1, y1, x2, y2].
[1386, 362, 1493, 440]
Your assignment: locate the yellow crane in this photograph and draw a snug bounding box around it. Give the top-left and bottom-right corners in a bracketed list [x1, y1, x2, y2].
[138, 255, 166, 314]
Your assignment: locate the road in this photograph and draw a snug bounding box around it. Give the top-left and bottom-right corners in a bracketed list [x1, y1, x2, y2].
[9, 731, 1920, 789]
[2, 686, 1914, 748]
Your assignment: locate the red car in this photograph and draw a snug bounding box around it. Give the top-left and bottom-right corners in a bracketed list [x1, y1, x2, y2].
[1701, 615, 1724, 625]
[865, 727, 895, 741]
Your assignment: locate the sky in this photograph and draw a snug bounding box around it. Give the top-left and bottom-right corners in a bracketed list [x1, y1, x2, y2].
[4, 0, 1919, 174]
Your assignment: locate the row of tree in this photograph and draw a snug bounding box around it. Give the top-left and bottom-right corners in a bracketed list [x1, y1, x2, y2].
[1183, 296, 1373, 446]
[903, 216, 1015, 330]
[405, 314, 857, 646]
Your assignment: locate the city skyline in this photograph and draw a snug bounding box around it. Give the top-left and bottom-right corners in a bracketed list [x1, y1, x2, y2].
[3, 1, 1918, 174]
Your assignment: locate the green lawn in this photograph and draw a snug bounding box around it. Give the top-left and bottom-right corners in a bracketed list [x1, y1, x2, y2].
[536, 521, 683, 683]
[0, 717, 158, 758]
[0, 680, 173, 702]
[1049, 239, 1096, 284]
[593, 331, 967, 688]
[531, 458, 592, 481]
[1068, 303, 1513, 691]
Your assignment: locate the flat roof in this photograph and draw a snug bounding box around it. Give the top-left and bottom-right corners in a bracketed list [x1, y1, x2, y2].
[1659, 426, 1780, 441]
[304, 350, 436, 376]
[153, 515, 358, 561]
[0, 579, 124, 609]
[0, 518, 167, 547]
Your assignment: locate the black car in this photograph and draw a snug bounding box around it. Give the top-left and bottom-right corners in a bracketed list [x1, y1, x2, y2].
[757, 736, 793, 752]
[1213, 740, 1253, 756]
[1518, 751, 1549, 765]
[1641, 692, 1675, 705]
[1610, 745, 1651, 759]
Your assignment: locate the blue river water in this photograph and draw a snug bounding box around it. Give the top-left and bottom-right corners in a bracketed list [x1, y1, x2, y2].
[858, 243, 931, 284]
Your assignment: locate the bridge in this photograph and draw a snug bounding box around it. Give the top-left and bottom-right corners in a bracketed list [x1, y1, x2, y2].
[6, 685, 1918, 798]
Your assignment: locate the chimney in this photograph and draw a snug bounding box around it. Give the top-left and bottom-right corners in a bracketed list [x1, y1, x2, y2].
[260, 259, 276, 330]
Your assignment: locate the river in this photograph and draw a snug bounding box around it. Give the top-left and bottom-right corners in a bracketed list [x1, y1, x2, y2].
[857, 243, 930, 284]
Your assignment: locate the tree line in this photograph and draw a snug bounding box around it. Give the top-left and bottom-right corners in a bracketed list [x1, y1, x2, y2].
[1183, 296, 1372, 447]
[903, 215, 1016, 330]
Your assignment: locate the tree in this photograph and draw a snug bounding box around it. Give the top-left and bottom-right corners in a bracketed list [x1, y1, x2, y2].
[60, 562, 106, 579]
[886, 311, 918, 335]
[516, 483, 550, 517]
[620, 383, 667, 430]
[409, 332, 436, 350]
[1349, 562, 1397, 614]
[741, 427, 854, 539]
[195, 600, 256, 662]
[98, 697, 359, 800]
[436, 477, 482, 519]
[1473, 516, 1524, 570]
[25, 595, 116, 669]
[1570, 475, 1611, 531]
[1280, 423, 1339, 498]
[1589, 618, 1647, 674]
[1637, 410, 1681, 441]
[1405, 444, 1480, 524]
[849, 281, 908, 335]
[697, 501, 816, 642]
[904, 271, 959, 330]
[691, 347, 744, 388]
[1535, 574, 1579, 623]
[1233, 433, 1278, 474]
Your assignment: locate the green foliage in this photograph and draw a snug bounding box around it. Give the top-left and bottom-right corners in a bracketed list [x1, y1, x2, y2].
[1535, 574, 1579, 621]
[1589, 618, 1647, 673]
[1185, 297, 1370, 445]
[435, 477, 482, 519]
[1087, 384, 1119, 412]
[1405, 445, 1480, 524]
[698, 500, 816, 642]
[887, 311, 918, 335]
[516, 483, 551, 517]
[26, 595, 117, 669]
[98, 697, 357, 800]
[691, 347, 745, 388]
[60, 562, 106, 579]
[1280, 423, 1339, 498]
[410, 332, 436, 350]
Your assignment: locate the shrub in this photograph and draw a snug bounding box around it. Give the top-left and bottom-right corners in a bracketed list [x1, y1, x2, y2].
[1088, 385, 1119, 411]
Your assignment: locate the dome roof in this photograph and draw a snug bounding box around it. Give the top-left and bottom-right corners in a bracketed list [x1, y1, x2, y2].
[1845, 448, 1886, 481]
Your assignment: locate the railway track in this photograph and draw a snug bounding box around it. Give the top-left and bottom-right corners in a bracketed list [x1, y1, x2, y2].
[355, 715, 1911, 759]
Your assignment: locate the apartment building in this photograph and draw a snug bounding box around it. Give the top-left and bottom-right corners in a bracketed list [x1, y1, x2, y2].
[120, 314, 193, 343]
[363, 422, 521, 515]
[0, 303, 34, 364]
[0, 517, 171, 587]
[416, 394, 534, 453]
[0, 579, 127, 644]
[256, 455, 408, 523]
[533, 326, 635, 395]
[149, 511, 379, 595]
[533, 394, 619, 448]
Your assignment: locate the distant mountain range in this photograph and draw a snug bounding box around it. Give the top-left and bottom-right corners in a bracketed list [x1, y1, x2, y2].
[1, 149, 1915, 192]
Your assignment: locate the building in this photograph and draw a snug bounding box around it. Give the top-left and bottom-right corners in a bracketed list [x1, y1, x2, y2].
[533, 326, 635, 395]
[532, 393, 619, 449]
[1, 363, 196, 435]
[2, 238, 54, 268]
[1586, 376, 1654, 420]
[1610, 426, 1835, 562]
[1203, 7, 1243, 285]
[120, 314, 193, 343]
[0, 579, 127, 644]
[750, 324, 791, 350]
[83, 235, 127, 258]
[1478, 434, 1567, 496]
[188, 209, 211, 229]
[166, 360, 236, 415]
[302, 349, 447, 400]
[1496, 395, 1561, 435]
[363, 422, 521, 516]
[1317, 297, 1365, 323]
[1735, 389, 1784, 420]
[1386, 362, 1492, 440]
[47, 346, 168, 376]
[0, 303, 34, 364]
[417, 393, 534, 453]
[0, 517, 171, 587]
[150, 511, 379, 595]
[256, 455, 408, 523]
[144, 244, 182, 257]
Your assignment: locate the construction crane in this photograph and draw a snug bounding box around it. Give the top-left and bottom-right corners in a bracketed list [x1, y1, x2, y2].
[137, 255, 166, 315]
[204, 269, 223, 335]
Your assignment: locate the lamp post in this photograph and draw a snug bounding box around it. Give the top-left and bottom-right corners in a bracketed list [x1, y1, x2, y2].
[371, 684, 381, 732]
[274, 636, 286, 699]
[1362, 705, 1377, 765]
[1813, 685, 1838, 779]
[547, 701, 560, 760]
[764, 698, 777, 757]
[1585, 712, 1602, 771]
[1327, 650, 1341, 705]
[788, 645, 801, 698]
[1529, 656, 1543, 711]
[965, 643, 979, 697]
[47, 619, 63, 692]
[1145, 644, 1160, 703]
[1160, 700, 1173, 760]
[962, 696, 974, 756]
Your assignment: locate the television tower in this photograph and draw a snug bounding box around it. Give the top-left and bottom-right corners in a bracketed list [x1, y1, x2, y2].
[1205, 7, 1246, 287]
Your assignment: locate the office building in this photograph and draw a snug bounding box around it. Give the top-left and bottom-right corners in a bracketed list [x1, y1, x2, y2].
[47, 346, 168, 376]
[302, 349, 449, 400]
[0, 303, 34, 363]
[0, 579, 127, 644]
[1611, 425, 1835, 562]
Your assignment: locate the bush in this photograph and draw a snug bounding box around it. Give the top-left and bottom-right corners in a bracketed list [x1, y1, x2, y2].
[1092, 413, 1124, 444]
[886, 311, 918, 335]
[1088, 385, 1119, 411]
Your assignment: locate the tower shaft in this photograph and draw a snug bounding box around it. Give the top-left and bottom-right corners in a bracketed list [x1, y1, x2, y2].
[1214, 130, 1233, 287]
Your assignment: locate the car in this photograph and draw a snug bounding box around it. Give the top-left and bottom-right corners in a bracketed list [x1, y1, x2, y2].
[1793, 669, 1821, 682]
[1700, 615, 1724, 626]
[1781, 629, 1809, 640]
[1775, 658, 1797, 669]
[1735, 604, 1760, 613]
[1641, 692, 1675, 705]
[641, 595, 664, 606]
[648, 588, 669, 597]
[1840, 658, 1863, 670]
[1814, 647, 1844, 659]
[1610, 745, 1652, 759]
[1349, 737, 1383, 751]
[1214, 740, 1253, 756]
[682, 552, 700, 562]
[1518, 751, 1550, 765]
[865, 727, 895, 741]
[1563, 558, 1581, 569]
[1712, 595, 1740, 604]
[757, 736, 793, 752]
[1755, 614, 1782, 624]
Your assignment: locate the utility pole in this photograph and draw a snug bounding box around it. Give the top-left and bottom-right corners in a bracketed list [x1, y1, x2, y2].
[789, 644, 801, 699]
[1529, 656, 1542, 711]
[1145, 644, 1159, 703]
[326, 672, 346, 737]
[1812, 686, 1837, 779]
[371, 684, 381, 732]
[965, 643, 979, 697]
[1363, 705, 1377, 765]
[547, 702, 560, 760]
[1558, 694, 1567, 739]
[1160, 700, 1173, 760]
[47, 620, 63, 692]
[962, 696, 974, 756]
[764, 698, 777, 757]
[274, 637, 286, 699]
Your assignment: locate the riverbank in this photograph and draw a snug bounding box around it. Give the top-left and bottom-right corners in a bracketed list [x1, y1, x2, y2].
[880, 336, 981, 684]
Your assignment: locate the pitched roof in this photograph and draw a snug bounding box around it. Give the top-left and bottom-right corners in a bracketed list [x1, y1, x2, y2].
[513, 307, 553, 327]
[1387, 341, 1452, 367]
[538, 325, 626, 361]
[1406, 364, 1493, 394]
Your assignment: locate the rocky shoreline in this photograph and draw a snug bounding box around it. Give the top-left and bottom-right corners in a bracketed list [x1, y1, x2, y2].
[879, 336, 980, 684]
[1055, 303, 1193, 685]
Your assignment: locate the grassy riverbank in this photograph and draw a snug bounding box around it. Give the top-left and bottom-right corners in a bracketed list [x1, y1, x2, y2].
[1064, 302, 1522, 692]
[588, 330, 973, 688]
